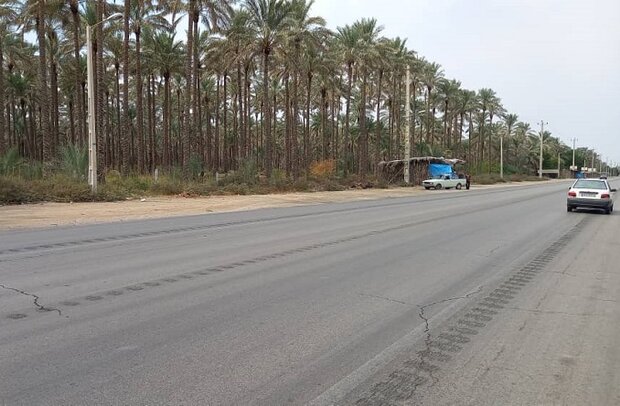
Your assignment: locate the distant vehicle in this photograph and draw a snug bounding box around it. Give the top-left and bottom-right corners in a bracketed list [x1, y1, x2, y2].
[423, 174, 465, 190]
[599, 172, 609, 179]
[567, 178, 616, 214]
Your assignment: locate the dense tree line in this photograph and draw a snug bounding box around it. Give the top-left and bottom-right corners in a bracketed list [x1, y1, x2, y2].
[0, 0, 607, 181]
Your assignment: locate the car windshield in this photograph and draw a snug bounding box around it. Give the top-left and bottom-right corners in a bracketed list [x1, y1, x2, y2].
[573, 180, 607, 190]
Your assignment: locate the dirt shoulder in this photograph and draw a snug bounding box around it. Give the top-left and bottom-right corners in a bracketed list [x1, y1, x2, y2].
[0, 182, 549, 231]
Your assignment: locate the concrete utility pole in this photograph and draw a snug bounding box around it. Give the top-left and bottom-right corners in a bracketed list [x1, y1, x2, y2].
[404, 65, 410, 184]
[538, 120, 547, 178]
[500, 128, 505, 179]
[87, 13, 122, 193]
[571, 138, 577, 168]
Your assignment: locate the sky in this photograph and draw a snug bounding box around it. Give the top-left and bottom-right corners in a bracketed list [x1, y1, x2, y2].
[311, 0, 620, 165]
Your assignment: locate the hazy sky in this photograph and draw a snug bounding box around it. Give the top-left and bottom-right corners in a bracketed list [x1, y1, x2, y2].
[311, 0, 620, 165]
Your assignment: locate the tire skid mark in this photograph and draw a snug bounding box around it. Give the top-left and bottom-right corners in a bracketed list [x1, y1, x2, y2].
[352, 216, 590, 405]
[0, 186, 561, 259]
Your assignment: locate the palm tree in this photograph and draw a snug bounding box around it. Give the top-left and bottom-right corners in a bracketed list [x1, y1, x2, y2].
[335, 22, 360, 174]
[0, 0, 18, 155]
[421, 61, 443, 147]
[181, 0, 232, 169]
[436, 78, 461, 149]
[37, 0, 52, 163]
[245, 0, 292, 177]
[130, 0, 168, 172]
[144, 28, 184, 168]
[351, 18, 383, 177]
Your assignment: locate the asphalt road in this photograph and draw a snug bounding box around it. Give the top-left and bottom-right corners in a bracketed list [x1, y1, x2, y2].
[1, 180, 619, 405]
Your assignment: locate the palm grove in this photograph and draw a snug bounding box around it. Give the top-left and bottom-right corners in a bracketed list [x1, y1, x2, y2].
[0, 0, 600, 186]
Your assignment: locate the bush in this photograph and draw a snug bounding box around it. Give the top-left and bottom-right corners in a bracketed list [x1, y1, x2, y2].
[0, 148, 24, 177]
[59, 144, 88, 180]
[310, 160, 336, 180]
[0, 176, 33, 204]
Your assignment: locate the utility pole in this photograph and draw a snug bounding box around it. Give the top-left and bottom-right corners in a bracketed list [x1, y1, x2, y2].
[538, 120, 547, 178]
[404, 65, 410, 184]
[571, 138, 577, 168]
[87, 13, 122, 193]
[500, 127, 504, 179]
[86, 24, 97, 193]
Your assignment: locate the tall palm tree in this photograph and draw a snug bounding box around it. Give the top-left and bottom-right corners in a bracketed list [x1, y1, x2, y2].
[436, 78, 461, 148]
[0, 0, 18, 155]
[178, 0, 230, 168]
[37, 0, 52, 163]
[421, 61, 443, 147]
[144, 28, 184, 168]
[130, 0, 168, 172]
[287, 0, 326, 176]
[335, 22, 360, 174]
[245, 0, 292, 177]
[351, 18, 383, 177]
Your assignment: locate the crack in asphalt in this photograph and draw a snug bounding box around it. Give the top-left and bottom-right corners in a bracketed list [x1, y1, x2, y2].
[417, 285, 485, 332]
[415, 285, 485, 389]
[0, 283, 62, 316]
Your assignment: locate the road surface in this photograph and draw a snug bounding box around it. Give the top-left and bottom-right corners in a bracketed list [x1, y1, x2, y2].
[1, 180, 619, 405]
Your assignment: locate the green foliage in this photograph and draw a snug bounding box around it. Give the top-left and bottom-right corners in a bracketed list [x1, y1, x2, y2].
[187, 155, 204, 180]
[0, 147, 24, 176]
[59, 144, 88, 180]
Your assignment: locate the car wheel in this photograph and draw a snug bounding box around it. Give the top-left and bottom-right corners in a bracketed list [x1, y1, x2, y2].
[605, 208, 611, 214]
[435, 184, 442, 190]
[567, 206, 573, 212]
[456, 183, 462, 190]
[424, 187, 430, 190]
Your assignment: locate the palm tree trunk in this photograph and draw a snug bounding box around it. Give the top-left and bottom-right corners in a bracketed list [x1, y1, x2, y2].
[183, 1, 194, 170]
[115, 63, 121, 169]
[223, 71, 228, 171]
[122, 0, 131, 171]
[37, 0, 51, 165]
[263, 49, 272, 177]
[163, 75, 170, 167]
[135, 27, 144, 173]
[374, 69, 383, 170]
[147, 73, 153, 171]
[411, 80, 417, 157]
[50, 60, 59, 152]
[0, 42, 5, 155]
[344, 62, 353, 175]
[284, 75, 291, 176]
[70, 0, 84, 146]
[321, 87, 327, 160]
[97, 0, 106, 175]
[215, 75, 220, 170]
[304, 71, 312, 175]
[236, 60, 243, 165]
[68, 99, 75, 145]
[359, 71, 368, 177]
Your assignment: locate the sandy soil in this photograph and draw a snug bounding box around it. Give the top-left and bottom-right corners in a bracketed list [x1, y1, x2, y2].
[0, 181, 547, 231]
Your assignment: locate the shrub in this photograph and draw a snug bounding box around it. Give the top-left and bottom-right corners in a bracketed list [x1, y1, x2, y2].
[0, 176, 32, 204]
[59, 144, 88, 180]
[310, 160, 336, 180]
[0, 148, 25, 177]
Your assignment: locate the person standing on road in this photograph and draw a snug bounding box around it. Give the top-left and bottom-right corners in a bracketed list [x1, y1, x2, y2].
[466, 174, 471, 190]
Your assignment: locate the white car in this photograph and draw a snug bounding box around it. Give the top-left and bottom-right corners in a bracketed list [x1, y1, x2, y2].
[422, 174, 465, 190]
[567, 178, 616, 214]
